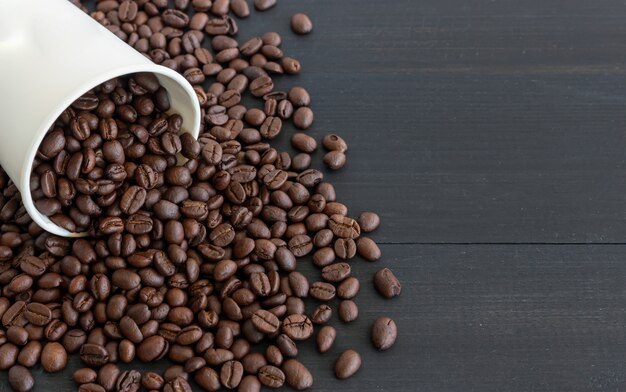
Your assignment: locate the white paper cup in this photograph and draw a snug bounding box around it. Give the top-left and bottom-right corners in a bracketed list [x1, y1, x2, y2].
[0, 0, 201, 237]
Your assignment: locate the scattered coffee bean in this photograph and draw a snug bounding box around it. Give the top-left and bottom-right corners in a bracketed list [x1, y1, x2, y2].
[323, 151, 347, 170]
[338, 300, 359, 323]
[371, 316, 398, 351]
[8, 365, 34, 392]
[282, 359, 314, 390]
[322, 134, 348, 152]
[334, 349, 362, 379]
[356, 237, 381, 261]
[374, 268, 402, 298]
[41, 342, 67, 373]
[316, 325, 336, 353]
[254, 0, 277, 11]
[291, 13, 313, 35]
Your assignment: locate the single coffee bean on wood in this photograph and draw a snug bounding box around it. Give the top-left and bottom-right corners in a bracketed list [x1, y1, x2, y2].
[335, 349, 362, 379]
[371, 316, 398, 350]
[374, 268, 402, 298]
[291, 13, 313, 35]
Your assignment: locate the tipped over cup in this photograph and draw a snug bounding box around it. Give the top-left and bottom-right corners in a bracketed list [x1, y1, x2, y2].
[0, 0, 201, 237]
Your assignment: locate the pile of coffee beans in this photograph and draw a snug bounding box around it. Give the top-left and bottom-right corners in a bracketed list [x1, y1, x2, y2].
[0, 1, 402, 391]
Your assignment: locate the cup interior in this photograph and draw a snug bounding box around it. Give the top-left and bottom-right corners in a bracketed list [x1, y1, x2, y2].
[19, 65, 200, 237]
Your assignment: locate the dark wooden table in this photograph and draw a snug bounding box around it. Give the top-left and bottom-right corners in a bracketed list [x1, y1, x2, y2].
[20, 0, 626, 390]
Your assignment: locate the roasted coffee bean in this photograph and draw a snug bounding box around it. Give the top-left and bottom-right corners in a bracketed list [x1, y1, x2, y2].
[41, 342, 67, 372]
[251, 309, 280, 334]
[357, 211, 380, 232]
[311, 304, 332, 324]
[17, 341, 42, 368]
[8, 365, 34, 392]
[23, 302, 51, 326]
[334, 238, 357, 260]
[321, 262, 351, 282]
[291, 133, 317, 153]
[334, 349, 361, 379]
[371, 316, 398, 351]
[291, 13, 313, 35]
[79, 343, 109, 367]
[356, 236, 381, 261]
[116, 369, 141, 392]
[73, 367, 98, 384]
[282, 314, 313, 340]
[0, 343, 19, 370]
[194, 367, 221, 391]
[374, 268, 402, 299]
[322, 133, 348, 152]
[338, 300, 358, 323]
[137, 335, 168, 362]
[282, 358, 313, 390]
[309, 282, 336, 301]
[254, 0, 277, 11]
[78, 383, 105, 392]
[258, 365, 285, 388]
[293, 107, 314, 129]
[316, 325, 336, 353]
[220, 360, 244, 389]
[337, 277, 360, 300]
[323, 151, 347, 170]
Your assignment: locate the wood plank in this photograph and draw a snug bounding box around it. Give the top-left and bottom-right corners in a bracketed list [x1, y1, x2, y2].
[241, 0, 626, 243]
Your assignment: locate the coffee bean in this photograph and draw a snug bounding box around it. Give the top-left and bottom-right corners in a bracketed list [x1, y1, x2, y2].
[334, 349, 361, 379]
[311, 304, 332, 325]
[288, 87, 311, 107]
[334, 238, 357, 259]
[41, 342, 67, 372]
[258, 365, 285, 388]
[316, 325, 336, 353]
[79, 343, 109, 367]
[291, 133, 317, 153]
[23, 302, 51, 326]
[291, 13, 313, 35]
[238, 375, 261, 392]
[220, 360, 244, 388]
[293, 107, 314, 129]
[323, 151, 347, 170]
[374, 268, 402, 299]
[74, 367, 98, 384]
[338, 300, 358, 323]
[194, 367, 221, 391]
[78, 383, 106, 392]
[309, 281, 336, 301]
[137, 335, 168, 362]
[282, 314, 313, 340]
[254, 0, 277, 11]
[164, 377, 192, 392]
[8, 365, 34, 392]
[17, 341, 41, 368]
[250, 76, 274, 97]
[0, 343, 18, 370]
[322, 262, 351, 282]
[371, 316, 397, 351]
[116, 369, 141, 392]
[337, 277, 360, 300]
[357, 237, 381, 261]
[231, 0, 250, 17]
[251, 309, 280, 334]
[328, 214, 360, 238]
[322, 133, 348, 152]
